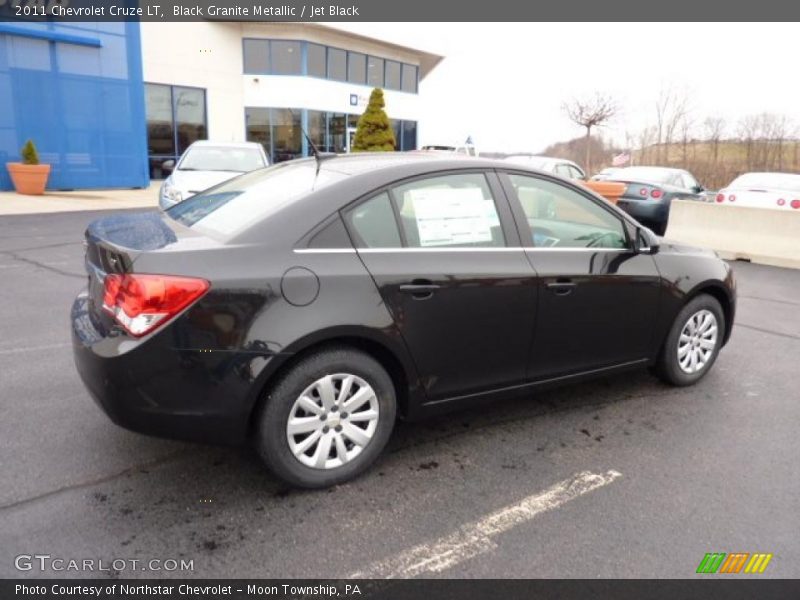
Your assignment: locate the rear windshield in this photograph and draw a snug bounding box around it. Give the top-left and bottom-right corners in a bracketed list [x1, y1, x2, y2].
[729, 173, 800, 192]
[167, 161, 346, 238]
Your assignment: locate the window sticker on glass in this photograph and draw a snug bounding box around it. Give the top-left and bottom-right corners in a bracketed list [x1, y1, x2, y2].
[407, 187, 495, 247]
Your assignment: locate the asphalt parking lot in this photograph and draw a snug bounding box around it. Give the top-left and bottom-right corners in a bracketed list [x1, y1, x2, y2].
[1, 209, 798, 579]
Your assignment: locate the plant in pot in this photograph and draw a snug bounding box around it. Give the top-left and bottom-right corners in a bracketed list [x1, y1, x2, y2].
[6, 140, 51, 195]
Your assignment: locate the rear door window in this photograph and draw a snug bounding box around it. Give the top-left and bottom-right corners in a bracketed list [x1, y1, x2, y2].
[391, 173, 505, 248]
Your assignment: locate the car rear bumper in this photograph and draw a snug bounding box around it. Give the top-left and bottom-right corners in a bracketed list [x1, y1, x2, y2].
[71, 292, 254, 445]
[616, 197, 670, 224]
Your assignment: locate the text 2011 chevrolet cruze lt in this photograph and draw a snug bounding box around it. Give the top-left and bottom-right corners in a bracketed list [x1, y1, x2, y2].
[72, 153, 736, 488]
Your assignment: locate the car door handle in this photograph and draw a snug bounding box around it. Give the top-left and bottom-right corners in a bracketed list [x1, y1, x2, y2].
[545, 280, 576, 296]
[399, 281, 440, 299]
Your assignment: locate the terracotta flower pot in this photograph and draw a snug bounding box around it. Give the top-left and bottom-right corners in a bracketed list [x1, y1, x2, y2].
[581, 180, 625, 205]
[6, 162, 51, 195]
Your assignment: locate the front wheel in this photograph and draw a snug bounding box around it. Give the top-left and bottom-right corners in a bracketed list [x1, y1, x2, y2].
[255, 347, 396, 488]
[654, 294, 726, 386]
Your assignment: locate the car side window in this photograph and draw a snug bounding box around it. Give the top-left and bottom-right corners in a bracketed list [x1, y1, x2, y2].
[391, 173, 505, 248]
[568, 165, 585, 180]
[555, 164, 572, 178]
[507, 174, 628, 249]
[345, 192, 402, 248]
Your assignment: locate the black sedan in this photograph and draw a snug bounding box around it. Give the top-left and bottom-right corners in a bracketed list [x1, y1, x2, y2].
[72, 153, 735, 488]
[608, 166, 706, 234]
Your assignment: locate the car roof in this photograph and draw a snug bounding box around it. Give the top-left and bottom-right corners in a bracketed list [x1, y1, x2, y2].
[312, 151, 508, 176]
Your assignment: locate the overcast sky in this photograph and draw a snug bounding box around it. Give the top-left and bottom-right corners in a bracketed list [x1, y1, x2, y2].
[332, 23, 800, 154]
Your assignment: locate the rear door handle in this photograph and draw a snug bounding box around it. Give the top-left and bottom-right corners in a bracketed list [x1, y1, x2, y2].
[399, 280, 440, 299]
[545, 280, 576, 296]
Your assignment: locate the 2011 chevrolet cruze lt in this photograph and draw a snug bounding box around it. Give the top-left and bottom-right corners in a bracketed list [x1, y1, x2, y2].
[72, 153, 736, 488]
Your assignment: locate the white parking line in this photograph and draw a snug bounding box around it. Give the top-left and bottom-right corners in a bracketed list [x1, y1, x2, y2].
[351, 469, 622, 579]
[0, 342, 71, 355]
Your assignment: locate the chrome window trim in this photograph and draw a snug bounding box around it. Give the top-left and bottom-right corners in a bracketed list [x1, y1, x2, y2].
[294, 247, 630, 254]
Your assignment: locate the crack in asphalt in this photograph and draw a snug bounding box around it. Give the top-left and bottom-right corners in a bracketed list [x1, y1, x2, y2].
[736, 322, 800, 341]
[0, 249, 84, 279]
[0, 240, 82, 253]
[0, 449, 193, 512]
[738, 294, 800, 307]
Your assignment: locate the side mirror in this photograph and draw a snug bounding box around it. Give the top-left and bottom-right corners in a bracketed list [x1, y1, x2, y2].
[692, 185, 704, 194]
[635, 227, 660, 254]
[162, 159, 175, 172]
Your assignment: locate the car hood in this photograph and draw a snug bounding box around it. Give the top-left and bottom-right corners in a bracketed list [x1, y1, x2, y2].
[169, 169, 241, 197]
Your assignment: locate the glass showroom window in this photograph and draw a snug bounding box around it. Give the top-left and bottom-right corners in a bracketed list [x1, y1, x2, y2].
[173, 87, 207, 154]
[329, 113, 348, 153]
[401, 64, 418, 93]
[243, 39, 269, 73]
[145, 83, 207, 179]
[384, 60, 401, 91]
[307, 43, 326, 77]
[402, 121, 418, 151]
[272, 108, 302, 162]
[271, 41, 302, 75]
[327, 47, 347, 81]
[307, 110, 328, 151]
[245, 108, 271, 155]
[367, 56, 384, 87]
[348, 51, 367, 84]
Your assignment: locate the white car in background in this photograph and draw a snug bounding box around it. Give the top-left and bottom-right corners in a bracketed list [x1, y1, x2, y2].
[716, 172, 800, 210]
[502, 155, 586, 180]
[159, 141, 269, 210]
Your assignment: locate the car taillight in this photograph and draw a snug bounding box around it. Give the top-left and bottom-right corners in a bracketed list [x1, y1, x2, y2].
[716, 193, 725, 203]
[102, 274, 210, 337]
[728, 194, 736, 202]
[777, 198, 786, 206]
[791, 200, 800, 210]
[639, 187, 648, 197]
[650, 188, 663, 199]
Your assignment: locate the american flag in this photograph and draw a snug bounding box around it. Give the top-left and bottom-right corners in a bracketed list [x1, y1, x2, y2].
[612, 152, 631, 167]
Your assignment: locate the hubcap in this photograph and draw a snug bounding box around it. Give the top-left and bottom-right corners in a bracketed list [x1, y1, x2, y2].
[677, 309, 718, 374]
[286, 373, 379, 470]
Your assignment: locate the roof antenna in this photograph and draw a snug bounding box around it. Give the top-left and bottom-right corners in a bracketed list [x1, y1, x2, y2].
[288, 109, 335, 176]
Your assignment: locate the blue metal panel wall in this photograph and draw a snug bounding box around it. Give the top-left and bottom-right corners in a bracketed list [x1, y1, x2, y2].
[0, 22, 149, 190]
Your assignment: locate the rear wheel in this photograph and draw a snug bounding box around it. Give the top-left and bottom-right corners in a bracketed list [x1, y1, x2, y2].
[654, 294, 725, 386]
[255, 347, 396, 488]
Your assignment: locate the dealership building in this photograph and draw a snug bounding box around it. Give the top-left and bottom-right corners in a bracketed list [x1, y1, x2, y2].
[0, 22, 442, 190]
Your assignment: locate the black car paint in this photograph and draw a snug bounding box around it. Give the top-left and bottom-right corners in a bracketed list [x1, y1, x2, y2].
[71, 155, 736, 444]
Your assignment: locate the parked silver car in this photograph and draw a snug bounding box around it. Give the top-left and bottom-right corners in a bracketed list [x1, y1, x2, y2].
[159, 141, 269, 210]
[502, 155, 586, 180]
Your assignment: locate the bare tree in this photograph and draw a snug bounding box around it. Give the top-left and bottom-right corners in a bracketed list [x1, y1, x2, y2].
[562, 93, 618, 174]
[679, 114, 695, 165]
[737, 114, 760, 170]
[636, 125, 656, 165]
[703, 116, 726, 164]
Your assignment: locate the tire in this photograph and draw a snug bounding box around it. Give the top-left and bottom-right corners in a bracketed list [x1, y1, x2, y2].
[255, 346, 396, 488]
[654, 294, 726, 386]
